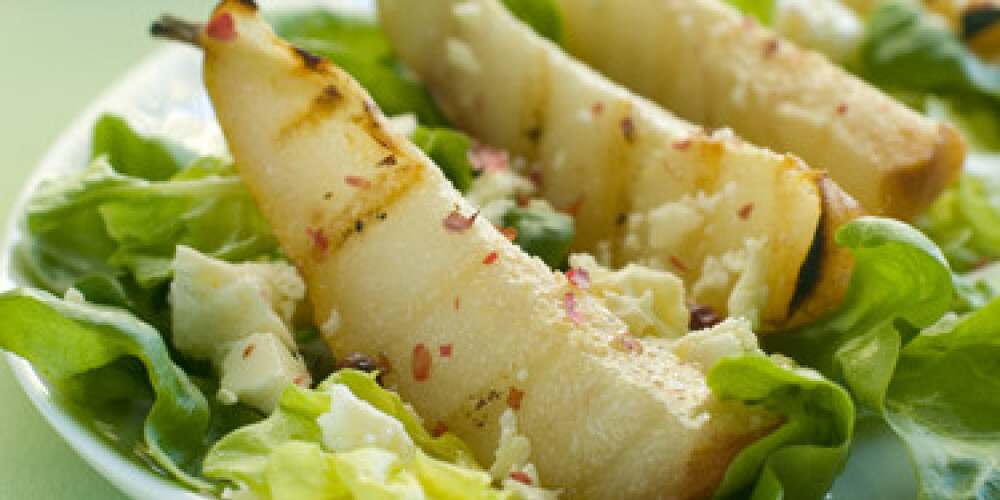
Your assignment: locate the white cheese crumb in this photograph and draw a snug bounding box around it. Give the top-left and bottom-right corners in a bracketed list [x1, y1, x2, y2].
[773, 0, 863, 63]
[446, 38, 482, 75]
[490, 409, 533, 481]
[321, 309, 342, 337]
[452, 1, 482, 20]
[317, 384, 416, 459]
[385, 113, 418, 138]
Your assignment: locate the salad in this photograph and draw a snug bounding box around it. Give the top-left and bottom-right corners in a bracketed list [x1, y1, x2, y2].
[1, 0, 999, 499]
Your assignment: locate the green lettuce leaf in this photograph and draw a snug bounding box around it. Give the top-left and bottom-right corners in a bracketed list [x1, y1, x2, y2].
[501, 207, 575, 270]
[884, 302, 1000, 499]
[20, 115, 279, 336]
[205, 370, 518, 500]
[270, 10, 449, 127]
[411, 126, 476, 194]
[722, 0, 775, 24]
[765, 217, 1000, 499]
[855, 1, 1000, 107]
[917, 154, 1000, 275]
[766, 217, 954, 410]
[710, 356, 854, 500]
[26, 153, 277, 291]
[501, 0, 564, 45]
[98, 161, 278, 287]
[91, 113, 189, 181]
[0, 288, 213, 490]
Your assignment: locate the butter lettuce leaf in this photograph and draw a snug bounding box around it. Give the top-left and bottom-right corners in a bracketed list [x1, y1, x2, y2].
[723, 0, 775, 24]
[24, 118, 278, 301]
[501, 207, 575, 270]
[205, 370, 531, 500]
[884, 303, 1000, 499]
[764, 217, 1000, 499]
[91, 113, 189, 181]
[766, 217, 954, 410]
[501, 0, 564, 45]
[917, 154, 1000, 278]
[0, 288, 213, 490]
[856, 1, 1000, 103]
[411, 126, 476, 194]
[710, 356, 854, 500]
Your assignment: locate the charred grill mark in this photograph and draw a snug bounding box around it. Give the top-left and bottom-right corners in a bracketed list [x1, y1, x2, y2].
[277, 85, 344, 141]
[358, 100, 403, 156]
[293, 46, 324, 70]
[307, 163, 425, 258]
[963, 5, 1000, 40]
[236, 0, 258, 11]
[788, 219, 824, 314]
[526, 125, 544, 144]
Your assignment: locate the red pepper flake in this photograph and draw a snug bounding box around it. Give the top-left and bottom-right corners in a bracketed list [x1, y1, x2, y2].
[566, 268, 591, 290]
[454, 296, 461, 310]
[592, 101, 605, 115]
[563, 196, 586, 217]
[412, 344, 432, 381]
[509, 471, 533, 485]
[293, 375, 308, 386]
[836, 102, 849, 115]
[483, 251, 499, 265]
[443, 209, 479, 232]
[439, 344, 453, 357]
[972, 257, 997, 271]
[205, 12, 237, 41]
[564, 292, 585, 323]
[669, 256, 689, 273]
[672, 139, 692, 151]
[620, 116, 636, 142]
[610, 332, 644, 354]
[507, 387, 525, 410]
[763, 38, 780, 58]
[689, 305, 723, 330]
[500, 226, 518, 242]
[528, 166, 544, 188]
[515, 193, 531, 208]
[738, 202, 754, 220]
[431, 421, 449, 437]
[345, 175, 371, 188]
[306, 227, 329, 253]
[242, 344, 256, 359]
[468, 145, 509, 173]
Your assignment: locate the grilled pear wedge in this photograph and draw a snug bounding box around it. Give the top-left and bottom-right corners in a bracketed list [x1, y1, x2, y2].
[377, 0, 861, 330]
[152, 2, 776, 498]
[549, 0, 965, 220]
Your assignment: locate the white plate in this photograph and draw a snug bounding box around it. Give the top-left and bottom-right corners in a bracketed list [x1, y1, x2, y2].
[0, 2, 370, 499]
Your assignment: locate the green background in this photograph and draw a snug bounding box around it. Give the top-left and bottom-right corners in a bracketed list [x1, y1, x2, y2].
[0, 2, 208, 498]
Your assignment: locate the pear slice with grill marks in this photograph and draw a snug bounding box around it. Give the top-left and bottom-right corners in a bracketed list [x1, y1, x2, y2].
[377, 0, 862, 331]
[152, 2, 776, 499]
[549, 0, 965, 220]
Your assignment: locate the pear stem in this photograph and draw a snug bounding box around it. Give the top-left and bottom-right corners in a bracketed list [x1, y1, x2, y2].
[151, 15, 203, 47]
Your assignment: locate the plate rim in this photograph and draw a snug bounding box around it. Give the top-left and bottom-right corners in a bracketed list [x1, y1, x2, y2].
[0, 43, 217, 500]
